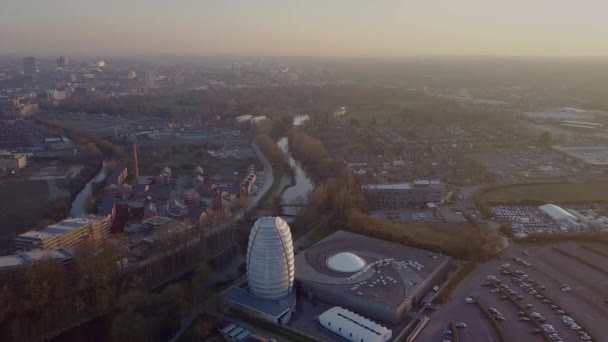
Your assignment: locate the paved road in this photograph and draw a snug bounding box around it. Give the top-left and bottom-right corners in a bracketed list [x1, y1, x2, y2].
[418, 263, 502, 342]
[249, 141, 274, 208]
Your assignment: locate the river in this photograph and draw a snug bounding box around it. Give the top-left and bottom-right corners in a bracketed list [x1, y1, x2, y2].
[69, 162, 108, 217]
[278, 114, 314, 216]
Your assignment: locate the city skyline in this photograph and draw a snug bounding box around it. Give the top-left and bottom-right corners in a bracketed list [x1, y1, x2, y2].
[2, 0, 608, 57]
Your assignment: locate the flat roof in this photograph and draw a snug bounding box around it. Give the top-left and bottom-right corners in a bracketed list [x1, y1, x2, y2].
[551, 145, 608, 165]
[362, 180, 442, 191]
[295, 230, 450, 309]
[0, 248, 73, 269]
[362, 183, 412, 190]
[222, 287, 293, 318]
[16, 216, 106, 241]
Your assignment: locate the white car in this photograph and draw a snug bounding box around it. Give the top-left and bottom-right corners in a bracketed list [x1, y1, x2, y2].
[455, 323, 467, 328]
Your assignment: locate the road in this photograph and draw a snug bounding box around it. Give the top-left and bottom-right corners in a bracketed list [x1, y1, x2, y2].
[419, 262, 502, 342]
[249, 141, 274, 208]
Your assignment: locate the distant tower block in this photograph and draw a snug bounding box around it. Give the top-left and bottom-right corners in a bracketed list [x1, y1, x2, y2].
[132, 141, 140, 180]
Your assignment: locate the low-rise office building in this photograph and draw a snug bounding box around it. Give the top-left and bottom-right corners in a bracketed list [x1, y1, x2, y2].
[362, 180, 447, 209]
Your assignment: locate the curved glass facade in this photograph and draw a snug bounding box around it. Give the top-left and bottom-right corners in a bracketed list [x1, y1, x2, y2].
[246, 216, 295, 300]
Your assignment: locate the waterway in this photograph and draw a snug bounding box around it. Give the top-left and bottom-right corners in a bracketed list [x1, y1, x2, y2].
[69, 162, 108, 217]
[278, 114, 314, 216]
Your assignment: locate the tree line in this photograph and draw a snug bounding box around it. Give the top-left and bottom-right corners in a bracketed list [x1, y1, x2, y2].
[286, 125, 502, 260]
[0, 218, 227, 341]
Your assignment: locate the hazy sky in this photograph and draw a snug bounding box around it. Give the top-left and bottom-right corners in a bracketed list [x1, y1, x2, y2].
[2, 0, 607, 57]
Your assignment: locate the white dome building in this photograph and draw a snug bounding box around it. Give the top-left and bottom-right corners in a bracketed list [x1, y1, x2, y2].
[246, 217, 295, 300]
[326, 252, 367, 272]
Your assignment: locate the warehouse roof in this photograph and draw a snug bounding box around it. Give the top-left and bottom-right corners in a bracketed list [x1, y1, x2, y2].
[318, 306, 392, 342]
[539, 204, 576, 221]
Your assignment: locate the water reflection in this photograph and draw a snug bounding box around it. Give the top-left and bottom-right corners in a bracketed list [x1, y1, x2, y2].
[70, 162, 107, 217]
[278, 114, 314, 216]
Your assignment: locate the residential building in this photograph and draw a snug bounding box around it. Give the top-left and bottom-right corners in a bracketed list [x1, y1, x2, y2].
[0, 151, 27, 170]
[15, 215, 111, 251]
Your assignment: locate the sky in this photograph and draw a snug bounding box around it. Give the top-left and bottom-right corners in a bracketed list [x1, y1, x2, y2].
[1, 0, 607, 57]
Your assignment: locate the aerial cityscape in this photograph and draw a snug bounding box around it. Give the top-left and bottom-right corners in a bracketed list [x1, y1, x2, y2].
[1, 1, 608, 342]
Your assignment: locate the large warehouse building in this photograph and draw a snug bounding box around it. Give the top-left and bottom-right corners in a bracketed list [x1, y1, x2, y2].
[295, 230, 451, 324]
[318, 306, 392, 342]
[551, 145, 608, 170]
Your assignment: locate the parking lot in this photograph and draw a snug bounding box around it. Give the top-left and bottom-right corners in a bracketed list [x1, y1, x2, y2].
[491, 205, 562, 236]
[466, 147, 578, 179]
[371, 208, 445, 223]
[419, 242, 608, 342]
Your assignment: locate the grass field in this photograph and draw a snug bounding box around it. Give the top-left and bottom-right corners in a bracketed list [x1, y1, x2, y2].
[477, 182, 608, 205]
[306, 225, 335, 243]
[0, 180, 51, 248]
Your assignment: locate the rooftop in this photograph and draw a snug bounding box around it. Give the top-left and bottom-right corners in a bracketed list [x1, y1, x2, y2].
[551, 145, 608, 165]
[17, 215, 106, 241]
[223, 286, 294, 319]
[327, 252, 367, 273]
[295, 230, 450, 309]
[0, 248, 73, 269]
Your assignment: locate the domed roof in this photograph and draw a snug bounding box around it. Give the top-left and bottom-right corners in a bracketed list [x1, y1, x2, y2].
[326, 252, 366, 272]
[246, 217, 295, 300]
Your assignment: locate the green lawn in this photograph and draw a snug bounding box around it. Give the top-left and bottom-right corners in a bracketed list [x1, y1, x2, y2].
[478, 182, 608, 205]
[307, 225, 335, 242]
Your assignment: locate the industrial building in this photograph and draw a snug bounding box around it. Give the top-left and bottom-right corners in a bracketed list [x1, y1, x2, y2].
[362, 180, 447, 209]
[223, 217, 296, 325]
[295, 230, 451, 324]
[317, 306, 392, 342]
[538, 204, 581, 231]
[561, 120, 603, 131]
[14, 215, 111, 251]
[551, 145, 608, 170]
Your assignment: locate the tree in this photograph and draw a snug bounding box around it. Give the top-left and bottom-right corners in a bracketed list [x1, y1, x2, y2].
[86, 142, 102, 157]
[390, 143, 403, 156]
[537, 131, 551, 146]
[111, 311, 147, 342]
[370, 116, 377, 126]
[499, 224, 514, 238]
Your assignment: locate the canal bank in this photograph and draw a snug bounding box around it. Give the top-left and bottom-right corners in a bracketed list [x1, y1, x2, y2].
[278, 114, 314, 218]
[69, 161, 107, 217]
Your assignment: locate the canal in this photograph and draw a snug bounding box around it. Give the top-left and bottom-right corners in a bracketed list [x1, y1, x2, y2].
[69, 161, 107, 217]
[278, 114, 314, 217]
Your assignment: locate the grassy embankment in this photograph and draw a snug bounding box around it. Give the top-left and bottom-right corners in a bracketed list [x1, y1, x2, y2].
[475, 182, 608, 243]
[476, 181, 608, 207]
